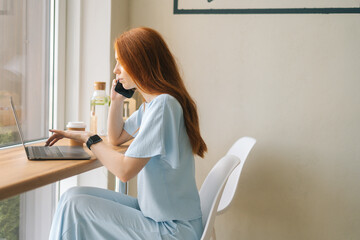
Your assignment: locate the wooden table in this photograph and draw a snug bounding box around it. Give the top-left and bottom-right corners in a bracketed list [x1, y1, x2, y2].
[0, 138, 129, 201]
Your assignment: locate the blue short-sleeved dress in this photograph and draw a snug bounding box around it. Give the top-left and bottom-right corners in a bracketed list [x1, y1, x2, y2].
[49, 94, 204, 240]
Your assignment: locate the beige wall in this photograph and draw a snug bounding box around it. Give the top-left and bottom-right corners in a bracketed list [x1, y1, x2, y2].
[128, 1, 360, 239]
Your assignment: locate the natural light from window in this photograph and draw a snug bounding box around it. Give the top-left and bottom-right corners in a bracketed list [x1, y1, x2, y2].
[0, 0, 50, 239]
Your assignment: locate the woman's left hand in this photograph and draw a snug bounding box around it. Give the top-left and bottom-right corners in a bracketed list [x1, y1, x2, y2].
[45, 129, 92, 146]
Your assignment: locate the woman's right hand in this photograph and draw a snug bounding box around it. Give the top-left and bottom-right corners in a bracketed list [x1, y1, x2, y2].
[110, 79, 126, 102]
[45, 129, 92, 147]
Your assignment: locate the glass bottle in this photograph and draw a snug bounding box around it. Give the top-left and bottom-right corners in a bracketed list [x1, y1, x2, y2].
[90, 82, 110, 136]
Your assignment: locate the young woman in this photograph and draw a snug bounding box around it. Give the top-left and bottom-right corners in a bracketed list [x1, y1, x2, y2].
[46, 27, 207, 240]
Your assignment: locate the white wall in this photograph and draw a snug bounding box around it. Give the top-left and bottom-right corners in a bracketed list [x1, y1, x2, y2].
[128, 1, 360, 239]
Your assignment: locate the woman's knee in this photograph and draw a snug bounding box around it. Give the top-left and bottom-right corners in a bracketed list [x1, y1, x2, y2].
[59, 186, 94, 204]
[61, 194, 93, 220]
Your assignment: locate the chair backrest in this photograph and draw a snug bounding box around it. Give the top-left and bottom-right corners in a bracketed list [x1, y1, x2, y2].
[199, 137, 256, 240]
[217, 136, 256, 214]
[199, 154, 240, 240]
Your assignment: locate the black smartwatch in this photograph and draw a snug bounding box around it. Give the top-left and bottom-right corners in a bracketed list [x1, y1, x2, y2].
[86, 135, 103, 150]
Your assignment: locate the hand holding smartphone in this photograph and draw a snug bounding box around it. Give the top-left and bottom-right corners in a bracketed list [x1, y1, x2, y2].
[115, 81, 135, 98]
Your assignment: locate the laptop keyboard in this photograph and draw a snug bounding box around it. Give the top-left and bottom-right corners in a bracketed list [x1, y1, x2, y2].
[31, 146, 64, 158]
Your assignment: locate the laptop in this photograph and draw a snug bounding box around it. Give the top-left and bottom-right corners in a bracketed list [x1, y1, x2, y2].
[10, 97, 91, 160]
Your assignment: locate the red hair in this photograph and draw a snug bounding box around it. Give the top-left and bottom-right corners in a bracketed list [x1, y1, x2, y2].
[114, 27, 207, 158]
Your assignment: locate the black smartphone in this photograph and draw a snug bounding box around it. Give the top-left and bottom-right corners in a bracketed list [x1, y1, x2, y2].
[115, 81, 135, 98]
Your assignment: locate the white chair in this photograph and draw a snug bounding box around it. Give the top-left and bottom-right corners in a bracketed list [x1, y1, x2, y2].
[199, 137, 256, 240]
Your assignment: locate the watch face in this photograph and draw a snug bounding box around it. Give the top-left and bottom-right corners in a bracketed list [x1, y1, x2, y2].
[87, 135, 102, 149]
[91, 135, 101, 142]
[90, 135, 99, 142]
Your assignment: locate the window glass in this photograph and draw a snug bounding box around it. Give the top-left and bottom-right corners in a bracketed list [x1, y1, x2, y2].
[0, 0, 50, 148]
[0, 196, 20, 239]
[0, 0, 50, 239]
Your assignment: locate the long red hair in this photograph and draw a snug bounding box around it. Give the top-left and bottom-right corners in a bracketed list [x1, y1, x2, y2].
[114, 27, 207, 158]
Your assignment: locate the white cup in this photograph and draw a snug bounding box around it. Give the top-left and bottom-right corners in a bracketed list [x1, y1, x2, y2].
[66, 122, 86, 146]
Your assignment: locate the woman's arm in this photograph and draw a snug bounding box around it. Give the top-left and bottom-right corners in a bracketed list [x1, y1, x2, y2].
[45, 129, 148, 182]
[107, 99, 133, 146]
[90, 141, 149, 182]
[107, 79, 133, 146]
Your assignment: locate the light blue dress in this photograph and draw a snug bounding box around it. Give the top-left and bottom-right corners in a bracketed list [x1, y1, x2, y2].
[49, 94, 203, 240]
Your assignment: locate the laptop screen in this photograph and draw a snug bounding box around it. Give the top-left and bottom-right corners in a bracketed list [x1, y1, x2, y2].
[10, 97, 27, 150]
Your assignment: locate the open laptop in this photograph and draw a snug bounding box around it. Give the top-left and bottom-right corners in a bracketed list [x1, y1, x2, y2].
[10, 97, 91, 160]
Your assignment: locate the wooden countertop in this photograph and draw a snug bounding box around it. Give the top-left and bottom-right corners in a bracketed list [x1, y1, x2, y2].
[0, 138, 129, 201]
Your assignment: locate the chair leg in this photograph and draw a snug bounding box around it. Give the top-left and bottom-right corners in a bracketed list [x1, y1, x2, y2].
[211, 227, 216, 240]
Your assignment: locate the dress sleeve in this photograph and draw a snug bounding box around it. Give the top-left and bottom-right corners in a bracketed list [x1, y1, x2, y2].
[124, 98, 165, 158]
[124, 95, 184, 169]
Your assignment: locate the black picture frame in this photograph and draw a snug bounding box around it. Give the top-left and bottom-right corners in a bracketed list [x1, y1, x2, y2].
[174, 0, 360, 14]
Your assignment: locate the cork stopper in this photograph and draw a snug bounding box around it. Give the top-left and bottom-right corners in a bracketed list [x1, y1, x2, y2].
[94, 82, 106, 90]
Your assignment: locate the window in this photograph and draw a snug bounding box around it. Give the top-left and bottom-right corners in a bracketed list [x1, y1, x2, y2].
[0, 0, 51, 239]
[0, 0, 50, 148]
[0, 195, 20, 239]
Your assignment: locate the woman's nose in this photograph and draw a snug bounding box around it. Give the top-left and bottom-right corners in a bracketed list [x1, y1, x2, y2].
[113, 66, 120, 75]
